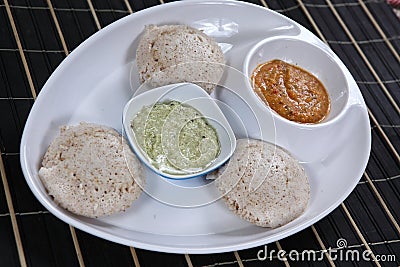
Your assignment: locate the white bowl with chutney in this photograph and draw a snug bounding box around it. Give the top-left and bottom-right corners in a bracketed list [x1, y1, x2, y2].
[122, 83, 236, 180]
[243, 36, 349, 126]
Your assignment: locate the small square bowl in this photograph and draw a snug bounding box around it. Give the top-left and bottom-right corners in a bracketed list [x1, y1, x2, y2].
[122, 83, 236, 180]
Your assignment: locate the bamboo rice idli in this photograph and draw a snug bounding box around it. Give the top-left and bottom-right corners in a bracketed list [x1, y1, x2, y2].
[39, 122, 145, 218]
[210, 139, 310, 228]
[136, 24, 225, 94]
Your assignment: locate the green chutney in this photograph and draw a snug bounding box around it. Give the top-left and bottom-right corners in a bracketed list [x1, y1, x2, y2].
[131, 101, 220, 175]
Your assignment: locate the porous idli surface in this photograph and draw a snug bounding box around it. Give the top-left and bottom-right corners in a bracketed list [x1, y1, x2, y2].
[136, 24, 224, 94]
[210, 139, 310, 228]
[39, 122, 145, 218]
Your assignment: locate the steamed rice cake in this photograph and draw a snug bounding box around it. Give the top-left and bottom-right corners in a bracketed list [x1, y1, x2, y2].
[38, 122, 145, 218]
[209, 138, 310, 228]
[136, 24, 225, 93]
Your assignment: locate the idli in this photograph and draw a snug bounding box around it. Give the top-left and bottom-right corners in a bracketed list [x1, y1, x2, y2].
[39, 122, 145, 218]
[210, 139, 310, 228]
[136, 24, 224, 93]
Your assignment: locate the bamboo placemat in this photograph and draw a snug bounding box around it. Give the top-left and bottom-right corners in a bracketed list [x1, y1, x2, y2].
[0, 0, 399, 266]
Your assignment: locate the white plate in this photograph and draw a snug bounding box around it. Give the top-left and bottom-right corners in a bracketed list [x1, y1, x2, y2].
[20, 0, 370, 254]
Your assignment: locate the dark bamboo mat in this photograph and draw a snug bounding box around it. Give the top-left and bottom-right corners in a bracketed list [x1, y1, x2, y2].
[0, 0, 399, 266]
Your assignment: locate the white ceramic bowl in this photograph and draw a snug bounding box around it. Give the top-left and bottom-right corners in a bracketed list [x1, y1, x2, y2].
[243, 36, 349, 126]
[122, 83, 236, 179]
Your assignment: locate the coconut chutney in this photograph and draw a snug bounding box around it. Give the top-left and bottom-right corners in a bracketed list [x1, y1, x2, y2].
[131, 101, 220, 175]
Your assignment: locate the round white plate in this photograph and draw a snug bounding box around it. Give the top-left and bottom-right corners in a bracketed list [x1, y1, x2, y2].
[20, 0, 370, 254]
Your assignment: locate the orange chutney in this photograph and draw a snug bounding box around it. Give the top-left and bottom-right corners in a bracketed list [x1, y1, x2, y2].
[251, 59, 330, 123]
